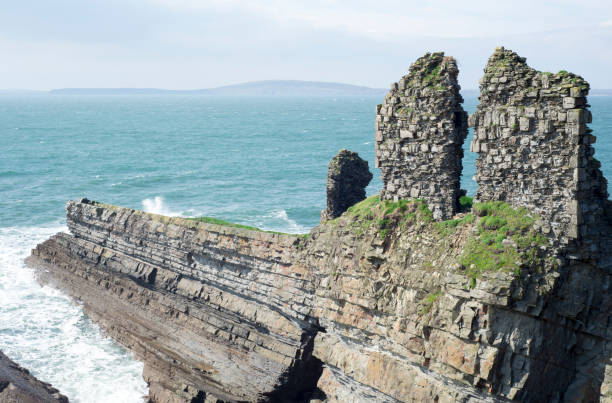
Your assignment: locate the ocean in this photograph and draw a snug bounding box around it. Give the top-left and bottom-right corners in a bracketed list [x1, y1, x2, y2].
[1, 94, 611, 402]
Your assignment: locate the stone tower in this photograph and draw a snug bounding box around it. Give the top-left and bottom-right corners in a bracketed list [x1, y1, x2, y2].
[375, 52, 468, 220]
[470, 47, 608, 253]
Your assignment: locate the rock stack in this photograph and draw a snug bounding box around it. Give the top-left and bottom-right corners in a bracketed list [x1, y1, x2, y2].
[321, 149, 372, 221]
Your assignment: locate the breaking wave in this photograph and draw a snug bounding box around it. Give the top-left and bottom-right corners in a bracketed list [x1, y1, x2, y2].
[142, 196, 183, 217]
[0, 225, 148, 403]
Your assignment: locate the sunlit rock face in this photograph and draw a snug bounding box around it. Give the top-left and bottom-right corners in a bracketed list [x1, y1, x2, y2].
[321, 149, 372, 222]
[471, 47, 608, 258]
[375, 52, 468, 221]
[0, 351, 68, 403]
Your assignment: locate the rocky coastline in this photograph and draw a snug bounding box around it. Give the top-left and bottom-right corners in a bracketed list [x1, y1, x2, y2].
[24, 48, 612, 402]
[0, 350, 68, 403]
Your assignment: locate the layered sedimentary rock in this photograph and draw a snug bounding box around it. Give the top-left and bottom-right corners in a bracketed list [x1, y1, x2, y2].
[28, 200, 322, 402]
[321, 149, 372, 221]
[375, 52, 468, 220]
[27, 196, 612, 402]
[26, 48, 612, 402]
[470, 47, 608, 257]
[307, 200, 611, 402]
[0, 350, 68, 403]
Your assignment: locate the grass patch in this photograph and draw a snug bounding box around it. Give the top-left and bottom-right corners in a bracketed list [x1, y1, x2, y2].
[435, 213, 475, 237]
[423, 64, 442, 87]
[331, 197, 550, 290]
[419, 292, 443, 314]
[342, 195, 434, 238]
[461, 201, 548, 287]
[459, 195, 473, 210]
[187, 216, 263, 231]
[184, 217, 310, 238]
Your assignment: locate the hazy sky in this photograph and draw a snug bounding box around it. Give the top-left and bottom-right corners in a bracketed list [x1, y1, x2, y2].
[2, 0, 611, 90]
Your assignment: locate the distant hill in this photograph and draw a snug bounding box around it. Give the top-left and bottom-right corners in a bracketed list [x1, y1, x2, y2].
[0, 89, 47, 96]
[590, 89, 612, 96]
[49, 80, 387, 97]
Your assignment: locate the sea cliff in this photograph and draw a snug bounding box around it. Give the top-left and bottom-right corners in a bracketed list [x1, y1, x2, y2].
[26, 47, 612, 402]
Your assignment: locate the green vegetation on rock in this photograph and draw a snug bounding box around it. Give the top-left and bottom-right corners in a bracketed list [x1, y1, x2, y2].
[88, 200, 310, 238]
[423, 64, 441, 85]
[460, 201, 548, 284]
[419, 292, 443, 314]
[341, 195, 435, 238]
[187, 216, 264, 231]
[434, 213, 474, 237]
[187, 216, 311, 239]
[459, 195, 473, 210]
[334, 196, 550, 289]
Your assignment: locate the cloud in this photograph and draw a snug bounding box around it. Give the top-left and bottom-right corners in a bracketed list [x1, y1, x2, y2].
[143, 0, 611, 39]
[1, 0, 611, 89]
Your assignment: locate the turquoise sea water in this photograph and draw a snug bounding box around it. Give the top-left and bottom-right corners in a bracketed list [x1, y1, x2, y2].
[1, 94, 611, 402]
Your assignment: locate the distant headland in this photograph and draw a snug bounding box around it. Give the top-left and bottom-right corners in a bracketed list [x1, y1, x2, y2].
[2, 83, 611, 97]
[47, 80, 387, 96]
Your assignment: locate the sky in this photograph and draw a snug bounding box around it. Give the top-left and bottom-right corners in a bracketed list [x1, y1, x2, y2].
[1, 0, 611, 90]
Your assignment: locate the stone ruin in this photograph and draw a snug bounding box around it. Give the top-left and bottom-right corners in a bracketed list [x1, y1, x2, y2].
[470, 47, 608, 256]
[374, 48, 609, 253]
[321, 149, 372, 221]
[375, 52, 468, 220]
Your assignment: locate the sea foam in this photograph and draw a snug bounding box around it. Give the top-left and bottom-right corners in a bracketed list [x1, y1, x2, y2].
[0, 225, 148, 403]
[142, 196, 183, 217]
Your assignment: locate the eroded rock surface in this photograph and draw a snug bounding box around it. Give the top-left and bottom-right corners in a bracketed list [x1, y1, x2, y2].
[305, 201, 611, 402]
[321, 149, 372, 221]
[26, 197, 612, 402]
[375, 52, 468, 220]
[0, 351, 68, 403]
[27, 200, 321, 402]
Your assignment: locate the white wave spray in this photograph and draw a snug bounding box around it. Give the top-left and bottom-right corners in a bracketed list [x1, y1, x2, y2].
[267, 209, 309, 234]
[0, 225, 148, 403]
[142, 196, 182, 217]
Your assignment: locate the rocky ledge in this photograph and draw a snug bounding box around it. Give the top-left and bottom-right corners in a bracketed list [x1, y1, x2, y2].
[26, 196, 611, 402]
[0, 350, 68, 403]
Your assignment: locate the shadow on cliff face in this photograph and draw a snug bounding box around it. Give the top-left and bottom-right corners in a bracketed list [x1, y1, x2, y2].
[262, 317, 326, 403]
[511, 217, 612, 402]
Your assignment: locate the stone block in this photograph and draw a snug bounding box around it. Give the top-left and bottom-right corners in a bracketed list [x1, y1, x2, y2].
[570, 87, 583, 97]
[567, 109, 585, 124]
[563, 97, 577, 109]
[538, 120, 553, 134]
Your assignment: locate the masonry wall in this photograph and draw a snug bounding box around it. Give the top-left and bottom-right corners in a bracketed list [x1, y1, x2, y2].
[375, 52, 468, 220]
[470, 47, 608, 253]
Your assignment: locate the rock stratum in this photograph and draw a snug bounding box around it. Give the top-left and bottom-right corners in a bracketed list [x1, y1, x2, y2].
[26, 47, 611, 402]
[0, 350, 68, 403]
